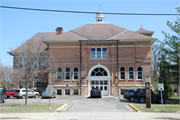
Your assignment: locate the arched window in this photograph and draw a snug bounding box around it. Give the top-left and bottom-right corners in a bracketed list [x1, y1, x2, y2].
[137, 67, 143, 80]
[91, 67, 107, 76]
[65, 67, 70, 80]
[120, 67, 125, 80]
[56, 67, 62, 80]
[129, 67, 134, 80]
[73, 67, 79, 80]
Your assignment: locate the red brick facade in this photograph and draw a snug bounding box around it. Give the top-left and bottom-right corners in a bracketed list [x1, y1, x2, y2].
[11, 22, 156, 96]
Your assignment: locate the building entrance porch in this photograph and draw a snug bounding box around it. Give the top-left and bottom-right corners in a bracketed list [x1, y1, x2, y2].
[87, 63, 112, 96]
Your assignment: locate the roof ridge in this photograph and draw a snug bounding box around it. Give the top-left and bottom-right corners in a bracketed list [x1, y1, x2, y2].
[106, 29, 129, 40]
[70, 30, 91, 40]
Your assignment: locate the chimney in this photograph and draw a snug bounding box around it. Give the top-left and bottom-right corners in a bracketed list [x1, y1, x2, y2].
[56, 27, 63, 35]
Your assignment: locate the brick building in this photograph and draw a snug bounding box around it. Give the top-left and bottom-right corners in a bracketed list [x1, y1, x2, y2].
[9, 11, 157, 96]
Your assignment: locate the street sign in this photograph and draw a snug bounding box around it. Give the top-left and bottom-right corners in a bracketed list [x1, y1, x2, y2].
[46, 85, 54, 94]
[158, 83, 164, 112]
[66, 84, 68, 87]
[158, 83, 164, 91]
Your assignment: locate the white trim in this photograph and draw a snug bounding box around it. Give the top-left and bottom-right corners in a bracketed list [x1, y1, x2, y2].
[87, 63, 112, 96]
[88, 63, 111, 77]
[137, 67, 143, 80]
[120, 67, 126, 80]
[49, 45, 151, 48]
[128, 67, 134, 80]
[43, 39, 156, 44]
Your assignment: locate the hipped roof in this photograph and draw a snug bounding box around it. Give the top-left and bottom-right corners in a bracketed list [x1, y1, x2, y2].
[9, 23, 157, 55]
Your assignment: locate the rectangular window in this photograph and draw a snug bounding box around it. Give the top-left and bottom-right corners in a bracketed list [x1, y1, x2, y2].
[91, 48, 95, 59]
[129, 72, 134, 80]
[34, 57, 42, 69]
[97, 48, 101, 59]
[65, 89, 70, 95]
[120, 71, 125, 80]
[65, 72, 70, 80]
[57, 90, 62, 95]
[34, 76, 42, 89]
[57, 72, 62, 80]
[102, 48, 107, 59]
[91, 48, 107, 59]
[18, 57, 26, 69]
[138, 72, 143, 79]
[73, 89, 78, 95]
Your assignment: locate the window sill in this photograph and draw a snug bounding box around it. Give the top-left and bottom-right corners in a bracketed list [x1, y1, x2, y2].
[120, 79, 126, 80]
[90, 58, 108, 60]
[73, 80, 79, 81]
[128, 79, 134, 80]
[64, 80, 71, 81]
[137, 79, 143, 80]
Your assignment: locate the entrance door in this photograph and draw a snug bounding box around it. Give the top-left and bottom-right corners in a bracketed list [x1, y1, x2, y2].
[91, 80, 108, 96]
[100, 81, 108, 96]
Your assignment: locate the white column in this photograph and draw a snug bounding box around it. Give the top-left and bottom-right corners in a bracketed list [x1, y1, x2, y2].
[88, 80, 91, 96]
[109, 80, 111, 96]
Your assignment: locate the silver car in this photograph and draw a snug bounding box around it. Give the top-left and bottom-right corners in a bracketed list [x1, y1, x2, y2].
[42, 90, 56, 99]
[14, 88, 39, 99]
[0, 90, 7, 103]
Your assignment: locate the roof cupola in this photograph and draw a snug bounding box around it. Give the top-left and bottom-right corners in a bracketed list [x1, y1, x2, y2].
[96, 5, 104, 23]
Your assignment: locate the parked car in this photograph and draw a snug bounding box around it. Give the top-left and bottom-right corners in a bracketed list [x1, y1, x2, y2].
[123, 88, 136, 102]
[90, 88, 101, 98]
[0, 90, 7, 103]
[133, 88, 165, 104]
[2, 89, 17, 99]
[14, 88, 40, 99]
[42, 90, 56, 99]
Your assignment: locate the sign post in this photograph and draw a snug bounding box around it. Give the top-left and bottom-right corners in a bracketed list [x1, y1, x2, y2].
[46, 85, 54, 109]
[158, 83, 164, 112]
[145, 77, 151, 108]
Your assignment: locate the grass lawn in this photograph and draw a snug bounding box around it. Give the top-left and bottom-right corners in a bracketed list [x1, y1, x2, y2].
[133, 104, 180, 113]
[169, 96, 180, 99]
[0, 103, 63, 113]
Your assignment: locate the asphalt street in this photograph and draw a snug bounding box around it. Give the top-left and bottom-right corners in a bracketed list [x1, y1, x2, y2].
[3, 96, 132, 112]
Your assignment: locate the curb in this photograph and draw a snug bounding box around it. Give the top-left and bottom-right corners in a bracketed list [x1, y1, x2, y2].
[55, 103, 67, 112]
[129, 104, 141, 113]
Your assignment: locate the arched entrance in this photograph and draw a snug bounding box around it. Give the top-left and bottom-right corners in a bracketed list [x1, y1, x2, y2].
[87, 63, 112, 96]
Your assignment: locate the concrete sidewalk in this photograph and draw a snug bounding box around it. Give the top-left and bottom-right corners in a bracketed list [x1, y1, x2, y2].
[0, 112, 179, 120]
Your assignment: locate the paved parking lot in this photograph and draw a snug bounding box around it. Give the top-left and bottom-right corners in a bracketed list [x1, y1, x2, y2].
[3, 96, 133, 112]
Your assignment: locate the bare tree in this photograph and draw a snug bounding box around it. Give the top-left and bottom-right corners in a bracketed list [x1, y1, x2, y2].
[152, 43, 164, 92]
[0, 60, 20, 89]
[9, 39, 49, 105]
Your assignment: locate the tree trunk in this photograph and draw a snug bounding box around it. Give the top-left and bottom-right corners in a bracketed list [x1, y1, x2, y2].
[25, 81, 29, 105]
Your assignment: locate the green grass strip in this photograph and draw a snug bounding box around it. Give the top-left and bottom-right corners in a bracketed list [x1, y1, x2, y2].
[133, 104, 180, 113]
[0, 103, 63, 113]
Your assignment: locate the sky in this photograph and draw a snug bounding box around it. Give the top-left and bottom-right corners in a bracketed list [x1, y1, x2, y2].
[0, 0, 179, 67]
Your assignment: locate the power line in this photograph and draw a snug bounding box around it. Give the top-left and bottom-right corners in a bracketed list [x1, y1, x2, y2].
[0, 5, 179, 16]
